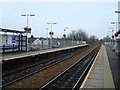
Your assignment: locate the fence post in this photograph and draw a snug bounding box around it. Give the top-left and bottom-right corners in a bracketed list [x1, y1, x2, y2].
[26, 36, 27, 51]
[21, 35, 23, 51]
[3, 45, 5, 53]
[19, 35, 20, 51]
[13, 44, 14, 52]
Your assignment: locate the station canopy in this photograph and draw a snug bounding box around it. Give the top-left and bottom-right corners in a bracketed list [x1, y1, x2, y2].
[0, 28, 26, 34]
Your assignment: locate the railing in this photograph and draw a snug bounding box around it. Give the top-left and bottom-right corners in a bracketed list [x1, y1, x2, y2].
[28, 39, 86, 51]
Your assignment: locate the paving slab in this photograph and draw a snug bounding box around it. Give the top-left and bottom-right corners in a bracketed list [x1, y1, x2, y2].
[80, 45, 115, 88]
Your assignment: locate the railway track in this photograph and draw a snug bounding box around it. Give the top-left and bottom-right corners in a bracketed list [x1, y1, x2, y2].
[2, 45, 90, 87]
[39, 47, 100, 89]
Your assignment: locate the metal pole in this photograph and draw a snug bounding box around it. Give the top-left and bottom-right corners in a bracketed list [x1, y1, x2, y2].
[64, 29, 65, 47]
[116, 22, 117, 32]
[78, 34, 79, 44]
[51, 23, 52, 48]
[27, 15, 29, 28]
[47, 22, 56, 48]
[51, 23, 52, 32]
[46, 28, 49, 48]
[26, 15, 29, 51]
[72, 36, 73, 46]
[112, 29, 114, 47]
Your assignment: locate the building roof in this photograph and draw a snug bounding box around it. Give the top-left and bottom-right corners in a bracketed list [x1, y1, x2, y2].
[0, 28, 26, 33]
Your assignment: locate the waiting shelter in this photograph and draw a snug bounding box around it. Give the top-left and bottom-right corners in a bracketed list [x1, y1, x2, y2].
[0, 28, 28, 53]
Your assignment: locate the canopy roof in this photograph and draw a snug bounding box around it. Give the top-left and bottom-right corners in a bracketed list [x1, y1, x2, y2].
[0, 28, 26, 34]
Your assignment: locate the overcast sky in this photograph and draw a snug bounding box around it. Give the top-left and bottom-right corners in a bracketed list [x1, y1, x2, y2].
[1, 2, 118, 39]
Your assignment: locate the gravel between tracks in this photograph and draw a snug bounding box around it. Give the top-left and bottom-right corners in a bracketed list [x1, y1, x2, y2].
[4, 45, 98, 89]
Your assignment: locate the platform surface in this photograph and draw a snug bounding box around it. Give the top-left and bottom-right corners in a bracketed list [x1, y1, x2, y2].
[105, 45, 120, 89]
[1, 44, 88, 61]
[80, 45, 115, 88]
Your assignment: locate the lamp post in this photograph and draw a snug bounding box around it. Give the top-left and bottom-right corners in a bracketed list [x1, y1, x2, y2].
[21, 14, 35, 28]
[111, 10, 120, 33]
[21, 14, 35, 51]
[71, 30, 74, 46]
[111, 22, 120, 32]
[47, 22, 57, 48]
[115, 10, 120, 32]
[21, 14, 35, 34]
[46, 28, 49, 48]
[63, 27, 68, 47]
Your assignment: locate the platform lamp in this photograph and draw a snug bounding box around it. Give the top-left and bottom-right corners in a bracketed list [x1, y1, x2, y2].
[47, 22, 57, 48]
[115, 11, 120, 32]
[46, 28, 49, 48]
[111, 22, 120, 32]
[21, 14, 35, 51]
[21, 14, 35, 34]
[115, 11, 120, 13]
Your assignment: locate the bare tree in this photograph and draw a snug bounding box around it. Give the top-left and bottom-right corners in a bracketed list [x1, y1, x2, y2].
[67, 29, 100, 44]
[89, 35, 98, 42]
[67, 29, 88, 41]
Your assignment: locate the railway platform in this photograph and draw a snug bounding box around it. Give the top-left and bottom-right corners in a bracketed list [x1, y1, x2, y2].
[80, 45, 115, 88]
[1, 44, 88, 61]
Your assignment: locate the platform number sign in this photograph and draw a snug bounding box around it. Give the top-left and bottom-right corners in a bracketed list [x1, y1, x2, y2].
[12, 35, 16, 44]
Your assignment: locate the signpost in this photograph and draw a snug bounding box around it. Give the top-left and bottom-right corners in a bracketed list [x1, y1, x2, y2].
[12, 35, 16, 44]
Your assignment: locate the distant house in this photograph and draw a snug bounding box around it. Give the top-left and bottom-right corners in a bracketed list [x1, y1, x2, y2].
[33, 38, 41, 45]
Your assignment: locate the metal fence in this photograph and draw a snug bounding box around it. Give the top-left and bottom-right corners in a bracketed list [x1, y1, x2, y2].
[28, 39, 86, 51]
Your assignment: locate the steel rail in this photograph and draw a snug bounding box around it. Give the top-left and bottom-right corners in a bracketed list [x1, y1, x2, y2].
[2, 45, 90, 87]
[39, 47, 100, 90]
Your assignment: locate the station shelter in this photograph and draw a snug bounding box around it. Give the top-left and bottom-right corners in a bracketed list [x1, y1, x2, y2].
[0, 28, 28, 53]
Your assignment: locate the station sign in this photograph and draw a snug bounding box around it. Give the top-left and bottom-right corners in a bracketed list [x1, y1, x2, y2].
[12, 35, 16, 44]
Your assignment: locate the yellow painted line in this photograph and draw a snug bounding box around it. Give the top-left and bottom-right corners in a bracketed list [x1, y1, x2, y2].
[80, 45, 115, 88]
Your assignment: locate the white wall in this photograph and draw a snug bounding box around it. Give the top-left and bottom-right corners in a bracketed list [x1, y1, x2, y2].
[0, 34, 16, 46]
